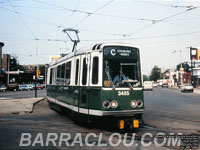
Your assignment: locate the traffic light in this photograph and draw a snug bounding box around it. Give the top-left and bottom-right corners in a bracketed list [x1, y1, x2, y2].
[198, 49, 200, 60]
[36, 70, 40, 78]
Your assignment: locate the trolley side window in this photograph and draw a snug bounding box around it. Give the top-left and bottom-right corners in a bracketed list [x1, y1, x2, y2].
[56, 65, 61, 84]
[50, 68, 53, 84]
[75, 59, 79, 85]
[61, 64, 65, 79]
[92, 57, 99, 84]
[65, 61, 71, 85]
[57, 65, 61, 78]
[82, 58, 87, 85]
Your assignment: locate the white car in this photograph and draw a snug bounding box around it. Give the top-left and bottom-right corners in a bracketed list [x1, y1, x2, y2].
[18, 85, 25, 91]
[25, 84, 34, 90]
[152, 82, 158, 88]
[0, 85, 6, 92]
[143, 81, 153, 91]
[181, 84, 194, 93]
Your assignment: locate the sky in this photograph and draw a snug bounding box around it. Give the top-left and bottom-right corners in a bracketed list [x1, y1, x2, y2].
[0, 0, 200, 75]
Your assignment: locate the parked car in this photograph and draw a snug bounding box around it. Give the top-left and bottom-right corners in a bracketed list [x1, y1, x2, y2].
[0, 85, 7, 92]
[152, 82, 158, 88]
[41, 84, 46, 89]
[162, 82, 168, 88]
[181, 84, 194, 93]
[33, 83, 42, 90]
[7, 83, 19, 91]
[25, 84, 34, 90]
[143, 81, 153, 91]
[18, 85, 24, 91]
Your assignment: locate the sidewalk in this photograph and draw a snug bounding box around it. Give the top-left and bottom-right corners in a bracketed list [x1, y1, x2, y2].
[194, 88, 200, 94]
[0, 97, 44, 114]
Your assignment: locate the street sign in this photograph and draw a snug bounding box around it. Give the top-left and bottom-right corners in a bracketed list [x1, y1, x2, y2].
[190, 47, 198, 60]
[38, 75, 44, 80]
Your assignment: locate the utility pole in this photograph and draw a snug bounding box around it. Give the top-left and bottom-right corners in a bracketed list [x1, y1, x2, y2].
[179, 50, 184, 86]
[35, 66, 40, 98]
[7, 55, 10, 85]
[172, 50, 184, 86]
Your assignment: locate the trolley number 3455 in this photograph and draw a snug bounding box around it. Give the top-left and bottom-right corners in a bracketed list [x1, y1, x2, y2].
[118, 91, 129, 96]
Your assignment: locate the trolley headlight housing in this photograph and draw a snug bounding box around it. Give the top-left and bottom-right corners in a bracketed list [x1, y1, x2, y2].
[111, 100, 118, 108]
[103, 101, 111, 109]
[136, 100, 143, 107]
[130, 100, 137, 108]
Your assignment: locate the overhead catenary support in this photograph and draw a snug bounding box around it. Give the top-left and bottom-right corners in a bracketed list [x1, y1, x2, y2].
[63, 28, 80, 52]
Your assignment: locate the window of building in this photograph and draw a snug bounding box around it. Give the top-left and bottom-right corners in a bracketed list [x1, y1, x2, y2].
[82, 58, 87, 85]
[92, 57, 99, 84]
[75, 59, 79, 85]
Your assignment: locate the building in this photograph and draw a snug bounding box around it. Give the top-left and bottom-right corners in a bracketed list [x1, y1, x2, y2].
[193, 67, 200, 88]
[162, 68, 177, 86]
[2, 54, 9, 72]
[22, 65, 37, 73]
[0, 42, 4, 76]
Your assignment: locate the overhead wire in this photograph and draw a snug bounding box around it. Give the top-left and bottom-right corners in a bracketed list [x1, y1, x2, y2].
[1, 1, 158, 23]
[72, 0, 114, 28]
[128, 6, 198, 35]
[7, 0, 38, 39]
[2, 29, 200, 43]
[0, 5, 156, 38]
[133, 0, 196, 9]
[0, 6, 60, 28]
[59, 0, 80, 27]
[55, 0, 80, 45]
[1, 1, 200, 44]
[80, 30, 200, 41]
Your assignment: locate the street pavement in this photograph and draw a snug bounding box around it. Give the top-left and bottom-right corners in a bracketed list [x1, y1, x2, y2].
[144, 87, 200, 133]
[0, 88, 199, 150]
[0, 98, 44, 114]
[0, 90, 46, 99]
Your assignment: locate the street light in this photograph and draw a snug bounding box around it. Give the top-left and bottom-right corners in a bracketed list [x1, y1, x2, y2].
[172, 50, 184, 86]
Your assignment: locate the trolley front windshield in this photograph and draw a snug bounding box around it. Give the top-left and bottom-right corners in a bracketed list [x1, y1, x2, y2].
[103, 46, 142, 88]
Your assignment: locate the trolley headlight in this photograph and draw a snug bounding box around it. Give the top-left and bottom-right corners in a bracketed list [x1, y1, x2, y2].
[111, 100, 118, 108]
[136, 100, 143, 107]
[103, 101, 111, 109]
[130, 100, 137, 108]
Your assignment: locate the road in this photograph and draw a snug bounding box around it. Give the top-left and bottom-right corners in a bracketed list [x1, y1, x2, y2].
[144, 87, 200, 133]
[0, 87, 199, 150]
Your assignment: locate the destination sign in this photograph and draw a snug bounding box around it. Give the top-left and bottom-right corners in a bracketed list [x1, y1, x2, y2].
[103, 46, 139, 58]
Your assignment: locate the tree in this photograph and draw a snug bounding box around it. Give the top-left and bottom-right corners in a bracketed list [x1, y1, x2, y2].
[150, 66, 162, 81]
[176, 62, 190, 72]
[10, 65, 25, 71]
[143, 75, 149, 81]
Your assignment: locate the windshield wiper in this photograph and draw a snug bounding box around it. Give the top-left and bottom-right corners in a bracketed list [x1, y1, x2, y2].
[120, 71, 133, 89]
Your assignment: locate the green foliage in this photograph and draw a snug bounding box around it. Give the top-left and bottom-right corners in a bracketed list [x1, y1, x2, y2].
[150, 66, 162, 81]
[176, 63, 190, 72]
[10, 65, 25, 71]
[143, 75, 149, 81]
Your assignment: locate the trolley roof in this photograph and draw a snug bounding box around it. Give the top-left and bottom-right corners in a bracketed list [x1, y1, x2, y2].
[49, 42, 139, 67]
